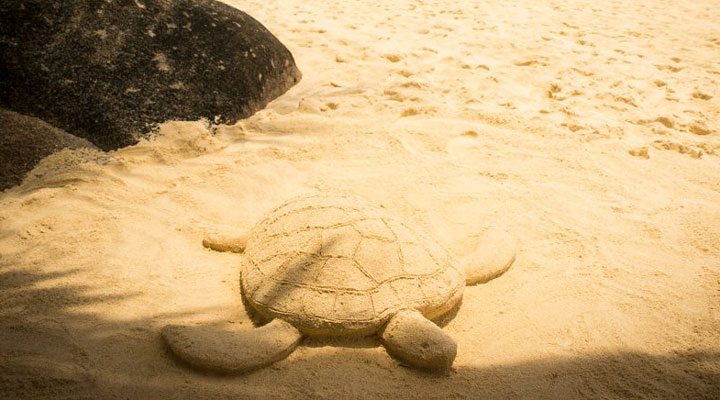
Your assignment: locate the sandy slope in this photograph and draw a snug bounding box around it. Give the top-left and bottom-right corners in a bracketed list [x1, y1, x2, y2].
[1, 0, 719, 398]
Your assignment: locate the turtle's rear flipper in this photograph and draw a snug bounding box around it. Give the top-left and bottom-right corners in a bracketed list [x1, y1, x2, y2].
[162, 319, 302, 374]
[202, 232, 247, 253]
[380, 309, 457, 370]
[462, 228, 517, 285]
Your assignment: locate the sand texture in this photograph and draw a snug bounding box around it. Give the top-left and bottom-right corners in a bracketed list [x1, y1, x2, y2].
[0, 0, 719, 398]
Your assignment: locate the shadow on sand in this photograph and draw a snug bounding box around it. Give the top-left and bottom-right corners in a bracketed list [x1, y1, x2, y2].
[1, 262, 718, 399]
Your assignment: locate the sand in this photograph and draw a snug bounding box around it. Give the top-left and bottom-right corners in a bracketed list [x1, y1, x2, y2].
[1, 0, 718, 398]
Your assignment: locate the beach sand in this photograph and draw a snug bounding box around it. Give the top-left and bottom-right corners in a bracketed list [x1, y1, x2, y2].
[1, 0, 718, 398]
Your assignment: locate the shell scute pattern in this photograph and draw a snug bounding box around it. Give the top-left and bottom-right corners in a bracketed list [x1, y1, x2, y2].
[353, 218, 397, 241]
[320, 225, 362, 258]
[242, 194, 465, 335]
[354, 237, 405, 282]
[312, 258, 376, 291]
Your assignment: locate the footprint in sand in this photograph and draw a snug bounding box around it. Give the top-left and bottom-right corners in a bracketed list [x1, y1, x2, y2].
[401, 108, 421, 117]
[383, 53, 403, 63]
[613, 94, 637, 108]
[383, 89, 407, 102]
[655, 64, 683, 73]
[398, 80, 426, 89]
[688, 123, 712, 136]
[634, 116, 675, 130]
[655, 117, 675, 129]
[547, 83, 563, 100]
[628, 147, 650, 159]
[562, 123, 586, 132]
[394, 69, 415, 78]
[652, 140, 703, 158]
[692, 90, 712, 100]
[400, 107, 436, 117]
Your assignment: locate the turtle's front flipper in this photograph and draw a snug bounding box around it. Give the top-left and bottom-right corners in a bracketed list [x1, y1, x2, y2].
[202, 232, 248, 253]
[380, 309, 457, 370]
[162, 319, 303, 374]
[462, 228, 517, 285]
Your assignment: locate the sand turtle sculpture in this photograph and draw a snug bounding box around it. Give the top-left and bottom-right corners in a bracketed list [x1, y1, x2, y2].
[162, 193, 516, 372]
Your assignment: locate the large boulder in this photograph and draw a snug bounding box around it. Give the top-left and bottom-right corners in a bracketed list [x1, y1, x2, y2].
[0, 0, 301, 150]
[0, 108, 97, 190]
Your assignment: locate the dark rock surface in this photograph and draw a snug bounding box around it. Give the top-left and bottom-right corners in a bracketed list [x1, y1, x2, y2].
[0, 0, 301, 150]
[0, 108, 97, 190]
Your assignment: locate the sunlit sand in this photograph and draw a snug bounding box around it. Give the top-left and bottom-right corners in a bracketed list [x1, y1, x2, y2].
[1, 0, 718, 398]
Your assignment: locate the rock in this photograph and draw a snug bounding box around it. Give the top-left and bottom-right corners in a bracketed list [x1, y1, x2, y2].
[0, 108, 97, 191]
[380, 309, 457, 370]
[0, 0, 301, 150]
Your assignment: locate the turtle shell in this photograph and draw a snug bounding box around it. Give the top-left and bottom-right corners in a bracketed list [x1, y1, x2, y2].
[241, 193, 465, 336]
